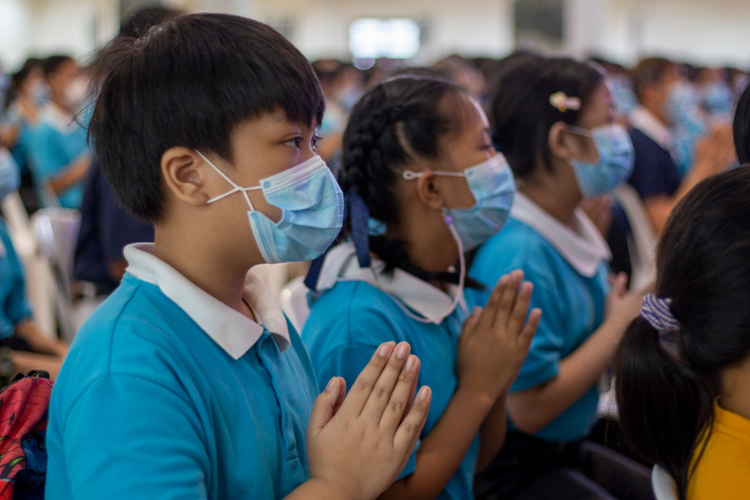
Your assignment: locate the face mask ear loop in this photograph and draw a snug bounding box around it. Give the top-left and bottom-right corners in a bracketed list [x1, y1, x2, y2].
[197, 150, 260, 209]
[440, 208, 466, 320]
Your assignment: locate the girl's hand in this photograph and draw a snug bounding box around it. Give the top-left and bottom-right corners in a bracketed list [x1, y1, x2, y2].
[603, 273, 645, 342]
[457, 271, 541, 401]
[306, 342, 432, 500]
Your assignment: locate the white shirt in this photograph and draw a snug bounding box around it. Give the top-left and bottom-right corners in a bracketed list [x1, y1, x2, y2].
[124, 243, 290, 358]
[510, 192, 611, 278]
[315, 242, 466, 324]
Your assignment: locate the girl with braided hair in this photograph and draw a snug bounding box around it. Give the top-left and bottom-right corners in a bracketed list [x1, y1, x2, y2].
[302, 74, 539, 500]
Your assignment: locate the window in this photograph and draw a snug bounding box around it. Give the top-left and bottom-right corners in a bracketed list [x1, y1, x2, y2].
[349, 18, 420, 60]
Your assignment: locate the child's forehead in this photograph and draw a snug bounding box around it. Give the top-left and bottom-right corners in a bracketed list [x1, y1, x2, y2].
[240, 109, 319, 130]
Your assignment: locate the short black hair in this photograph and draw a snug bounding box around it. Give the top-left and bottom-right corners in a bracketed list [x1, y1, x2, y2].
[118, 6, 182, 39]
[488, 56, 605, 178]
[631, 57, 675, 102]
[42, 55, 74, 77]
[89, 13, 325, 223]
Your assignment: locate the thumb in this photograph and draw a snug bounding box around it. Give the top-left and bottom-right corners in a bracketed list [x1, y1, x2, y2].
[307, 377, 343, 435]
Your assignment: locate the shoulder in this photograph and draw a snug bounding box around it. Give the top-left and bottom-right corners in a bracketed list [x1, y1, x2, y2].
[304, 280, 413, 349]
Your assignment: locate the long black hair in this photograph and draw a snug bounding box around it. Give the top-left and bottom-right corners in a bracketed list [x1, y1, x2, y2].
[488, 56, 605, 178]
[339, 75, 477, 284]
[733, 81, 750, 163]
[614, 167, 750, 500]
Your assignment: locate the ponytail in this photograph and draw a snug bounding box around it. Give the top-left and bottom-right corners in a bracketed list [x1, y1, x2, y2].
[614, 318, 717, 500]
[613, 167, 750, 500]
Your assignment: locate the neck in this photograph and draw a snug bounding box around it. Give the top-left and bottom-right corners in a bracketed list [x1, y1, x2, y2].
[642, 102, 668, 127]
[151, 224, 259, 317]
[50, 94, 71, 115]
[720, 359, 750, 421]
[398, 211, 459, 274]
[520, 176, 580, 226]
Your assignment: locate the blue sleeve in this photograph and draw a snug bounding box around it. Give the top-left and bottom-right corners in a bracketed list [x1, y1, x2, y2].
[57, 374, 210, 500]
[627, 129, 681, 201]
[0, 223, 33, 329]
[27, 125, 61, 181]
[509, 264, 565, 392]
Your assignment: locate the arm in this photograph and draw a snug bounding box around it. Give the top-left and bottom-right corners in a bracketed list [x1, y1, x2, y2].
[476, 393, 508, 473]
[48, 153, 91, 194]
[507, 274, 644, 434]
[644, 124, 735, 233]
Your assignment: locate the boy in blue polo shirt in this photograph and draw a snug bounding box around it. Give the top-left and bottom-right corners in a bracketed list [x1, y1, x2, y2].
[46, 14, 431, 500]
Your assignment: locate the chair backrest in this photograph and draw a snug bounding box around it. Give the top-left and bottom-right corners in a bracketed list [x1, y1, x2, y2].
[652, 465, 679, 500]
[612, 183, 658, 290]
[31, 209, 81, 341]
[279, 277, 311, 333]
[32, 208, 80, 289]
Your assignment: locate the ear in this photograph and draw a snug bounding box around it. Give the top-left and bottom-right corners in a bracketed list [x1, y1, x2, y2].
[161, 147, 211, 207]
[414, 170, 446, 211]
[548, 121, 576, 161]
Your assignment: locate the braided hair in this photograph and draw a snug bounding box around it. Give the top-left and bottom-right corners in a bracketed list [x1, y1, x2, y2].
[340, 75, 477, 284]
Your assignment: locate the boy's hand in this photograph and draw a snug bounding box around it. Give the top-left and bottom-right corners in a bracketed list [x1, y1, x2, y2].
[603, 273, 646, 342]
[457, 270, 541, 401]
[306, 342, 431, 500]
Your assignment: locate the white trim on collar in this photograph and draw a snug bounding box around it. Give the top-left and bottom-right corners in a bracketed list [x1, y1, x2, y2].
[316, 243, 464, 325]
[628, 106, 675, 155]
[510, 193, 611, 278]
[124, 243, 290, 358]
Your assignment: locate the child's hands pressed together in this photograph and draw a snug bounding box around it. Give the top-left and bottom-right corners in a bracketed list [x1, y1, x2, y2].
[305, 341, 431, 500]
[457, 270, 541, 402]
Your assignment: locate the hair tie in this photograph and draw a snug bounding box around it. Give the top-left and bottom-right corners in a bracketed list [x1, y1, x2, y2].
[549, 91, 581, 113]
[640, 293, 680, 332]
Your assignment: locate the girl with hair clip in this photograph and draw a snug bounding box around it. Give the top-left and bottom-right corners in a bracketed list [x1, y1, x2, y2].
[303, 74, 541, 500]
[614, 91, 750, 500]
[468, 56, 654, 499]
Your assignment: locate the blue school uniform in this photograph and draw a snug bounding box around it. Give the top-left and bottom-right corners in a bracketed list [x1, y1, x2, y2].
[27, 104, 88, 208]
[303, 243, 478, 500]
[0, 219, 33, 338]
[466, 193, 611, 443]
[46, 243, 318, 500]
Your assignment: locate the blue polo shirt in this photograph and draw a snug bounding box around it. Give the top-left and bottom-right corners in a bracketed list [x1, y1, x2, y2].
[467, 194, 610, 443]
[27, 104, 89, 209]
[302, 243, 478, 500]
[0, 219, 33, 338]
[47, 244, 318, 499]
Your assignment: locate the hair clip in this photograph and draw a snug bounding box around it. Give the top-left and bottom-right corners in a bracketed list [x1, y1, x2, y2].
[549, 91, 581, 113]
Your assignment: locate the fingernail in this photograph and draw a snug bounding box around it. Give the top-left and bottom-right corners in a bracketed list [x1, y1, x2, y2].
[395, 343, 409, 359]
[325, 378, 337, 392]
[405, 355, 416, 371]
[418, 386, 431, 400]
[377, 343, 393, 358]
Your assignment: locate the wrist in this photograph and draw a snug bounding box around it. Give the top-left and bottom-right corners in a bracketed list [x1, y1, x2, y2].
[455, 384, 499, 413]
[308, 471, 364, 500]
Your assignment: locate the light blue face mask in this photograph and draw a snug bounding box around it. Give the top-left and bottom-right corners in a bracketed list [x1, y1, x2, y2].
[702, 82, 734, 118]
[0, 148, 20, 201]
[199, 152, 345, 264]
[402, 153, 516, 251]
[666, 82, 703, 127]
[568, 124, 635, 198]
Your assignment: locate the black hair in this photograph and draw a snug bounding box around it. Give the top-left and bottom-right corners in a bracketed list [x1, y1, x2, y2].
[42, 55, 74, 77]
[4, 58, 43, 111]
[118, 6, 182, 39]
[488, 56, 605, 178]
[733, 83, 750, 163]
[340, 75, 477, 283]
[88, 13, 325, 223]
[614, 167, 750, 500]
[630, 57, 675, 102]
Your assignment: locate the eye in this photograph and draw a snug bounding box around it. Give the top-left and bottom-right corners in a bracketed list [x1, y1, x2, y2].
[313, 135, 323, 152]
[284, 136, 302, 149]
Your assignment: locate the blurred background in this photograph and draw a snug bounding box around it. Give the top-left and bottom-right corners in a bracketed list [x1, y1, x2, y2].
[1, 0, 749, 72]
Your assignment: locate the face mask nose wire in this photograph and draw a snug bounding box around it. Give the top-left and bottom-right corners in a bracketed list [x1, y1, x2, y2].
[197, 150, 261, 210]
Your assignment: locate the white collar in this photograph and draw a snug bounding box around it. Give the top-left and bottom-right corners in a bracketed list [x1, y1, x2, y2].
[510, 193, 611, 278]
[316, 242, 465, 325]
[628, 106, 674, 153]
[40, 103, 79, 135]
[124, 243, 290, 358]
